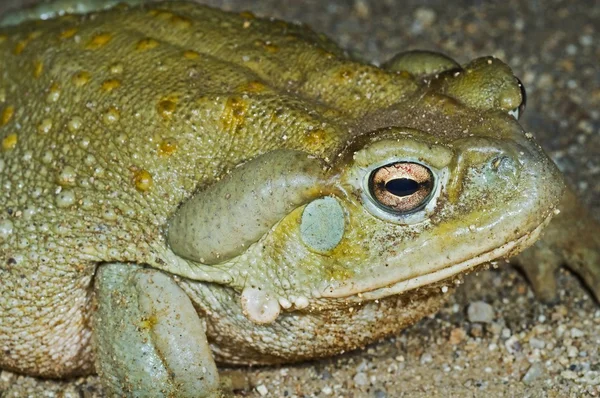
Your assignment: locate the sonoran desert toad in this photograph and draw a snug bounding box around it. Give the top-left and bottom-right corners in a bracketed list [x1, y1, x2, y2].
[0, 1, 598, 396]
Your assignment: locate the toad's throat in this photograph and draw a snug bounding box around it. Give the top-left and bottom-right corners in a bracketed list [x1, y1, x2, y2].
[321, 214, 552, 300]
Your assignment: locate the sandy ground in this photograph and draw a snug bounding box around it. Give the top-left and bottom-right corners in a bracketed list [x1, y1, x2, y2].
[0, 0, 598, 397]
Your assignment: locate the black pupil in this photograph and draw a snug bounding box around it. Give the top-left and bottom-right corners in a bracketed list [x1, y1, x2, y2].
[385, 178, 419, 197]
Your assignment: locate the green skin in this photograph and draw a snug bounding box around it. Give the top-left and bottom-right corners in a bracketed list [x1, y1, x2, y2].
[0, 1, 597, 397]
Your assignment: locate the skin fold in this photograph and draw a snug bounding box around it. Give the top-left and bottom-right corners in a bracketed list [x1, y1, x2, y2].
[0, 1, 596, 396]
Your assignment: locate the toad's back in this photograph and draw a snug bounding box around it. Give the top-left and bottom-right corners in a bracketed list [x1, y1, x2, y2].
[0, 2, 417, 377]
[0, 1, 417, 234]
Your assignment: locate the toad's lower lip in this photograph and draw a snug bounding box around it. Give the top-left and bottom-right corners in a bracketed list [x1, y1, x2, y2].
[321, 214, 553, 300]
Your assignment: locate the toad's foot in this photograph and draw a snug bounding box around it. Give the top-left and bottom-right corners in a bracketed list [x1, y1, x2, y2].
[94, 263, 225, 397]
[516, 188, 600, 303]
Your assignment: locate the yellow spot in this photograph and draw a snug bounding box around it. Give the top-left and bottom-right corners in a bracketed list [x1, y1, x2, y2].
[170, 15, 191, 29]
[14, 40, 28, 55]
[2, 134, 17, 151]
[337, 69, 354, 82]
[46, 83, 61, 103]
[86, 33, 112, 49]
[238, 80, 266, 93]
[133, 169, 153, 192]
[156, 98, 177, 120]
[183, 50, 199, 60]
[13, 31, 40, 54]
[72, 71, 91, 87]
[1, 106, 14, 126]
[151, 10, 173, 20]
[220, 97, 247, 131]
[33, 60, 44, 78]
[59, 28, 78, 39]
[101, 79, 121, 92]
[136, 38, 159, 51]
[158, 138, 178, 157]
[103, 107, 120, 124]
[303, 129, 328, 150]
[239, 11, 256, 19]
[0, 34, 6, 44]
[37, 118, 53, 134]
[265, 43, 279, 53]
[139, 314, 158, 329]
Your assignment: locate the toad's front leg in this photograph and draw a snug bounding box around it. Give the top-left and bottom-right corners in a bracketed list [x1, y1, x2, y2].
[94, 263, 223, 397]
[516, 188, 600, 303]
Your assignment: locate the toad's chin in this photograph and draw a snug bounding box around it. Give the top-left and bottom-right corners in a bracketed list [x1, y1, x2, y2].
[321, 213, 553, 301]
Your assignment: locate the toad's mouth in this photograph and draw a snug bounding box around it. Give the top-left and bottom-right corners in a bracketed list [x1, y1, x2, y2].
[320, 214, 553, 301]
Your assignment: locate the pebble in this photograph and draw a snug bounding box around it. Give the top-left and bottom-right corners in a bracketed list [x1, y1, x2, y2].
[505, 336, 521, 354]
[469, 323, 484, 337]
[561, 370, 578, 380]
[374, 389, 387, 398]
[256, 384, 268, 396]
[420, 353, 433, 364]
[522, 362, 546, 385]
[467, 301, 494, 323]
[570, 327, 585, 338]
[449, 327, 467, 344]
[529, 337, 546, 349]
[353, 371, 369, 386]
[413, 7, 436, 27]
[567, 346, 579, 358]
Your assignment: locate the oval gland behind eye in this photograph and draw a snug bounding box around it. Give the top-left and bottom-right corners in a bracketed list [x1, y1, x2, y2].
[300, 197, 345, 253]
[369, 162, 434, 213]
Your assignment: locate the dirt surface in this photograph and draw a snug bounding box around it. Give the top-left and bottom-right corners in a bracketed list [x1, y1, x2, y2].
[0, 0, 598, 397]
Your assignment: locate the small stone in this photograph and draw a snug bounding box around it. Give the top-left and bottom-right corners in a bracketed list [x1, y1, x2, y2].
[505, 336, 521, 354]
[420, 353, 433, 364]
[374, 389, 387, 398]
[470, 323, 484, 338]
[529, 337, 546, 349]
[353, 0, 370, 19]
[353, 371, 369, 386]
[555, 324, 567, 337]
[256, 384, 268, 396]
[579, 35, 593, 46]
[322, 385, 333, 395]
[0, 370, 14, 383]
[570, 327, 585, 338]
[413, 7, 436, 27]
[522, 362, 546, 385]
[449, 327, 467, 344]
[567, 346, 579, 358]
[467, 301, 494, 323]
[581, 371, 600, 385]
[561, 370, 578, 380]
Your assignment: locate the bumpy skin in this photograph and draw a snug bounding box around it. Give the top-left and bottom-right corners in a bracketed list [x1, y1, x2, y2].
[0, 1, 592, 396]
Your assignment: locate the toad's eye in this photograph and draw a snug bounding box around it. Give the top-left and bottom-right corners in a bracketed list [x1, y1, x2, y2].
[509, 77, 527, 120]
[368, 162, 434, 214]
